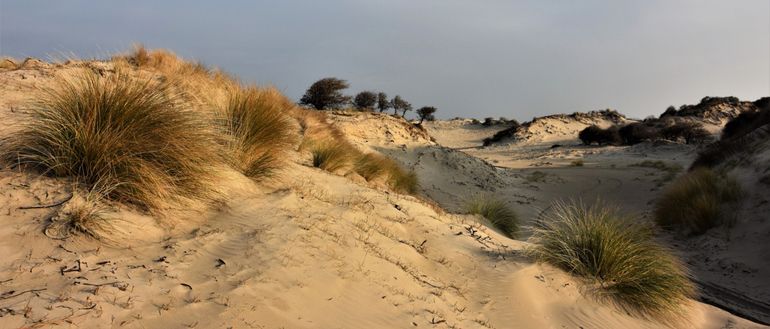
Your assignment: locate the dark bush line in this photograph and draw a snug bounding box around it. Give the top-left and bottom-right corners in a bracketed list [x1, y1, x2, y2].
[691, 99, 770, 169]
[579, 120, 710, 146]
[579, 125, 621, 146]
[482, 121, 521, 146]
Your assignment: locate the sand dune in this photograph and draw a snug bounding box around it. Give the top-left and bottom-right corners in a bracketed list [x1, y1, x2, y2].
[0, 60, 766, 329]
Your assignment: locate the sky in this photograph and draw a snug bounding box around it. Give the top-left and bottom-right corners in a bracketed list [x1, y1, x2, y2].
[1, 0, 768, 120]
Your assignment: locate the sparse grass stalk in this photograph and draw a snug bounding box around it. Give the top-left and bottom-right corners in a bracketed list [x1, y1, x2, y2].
[654, 168, 741, 235]
[466, 197, 518, 237]
[1, 70, 221, 211]
[529, 200, 695, 321]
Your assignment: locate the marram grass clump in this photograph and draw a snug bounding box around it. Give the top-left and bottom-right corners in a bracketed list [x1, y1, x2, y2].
[354, 153, 392, 181]
[220, 86, 295, 178]
[466, 197, 518, 237]
[307, 140, 357, 173]
[654, 168, 742, 235]
[354, 152, 419, 194]
[1, 71, 221, 211]
[529, 200, 695, 321]
[388, 168, 419, 195]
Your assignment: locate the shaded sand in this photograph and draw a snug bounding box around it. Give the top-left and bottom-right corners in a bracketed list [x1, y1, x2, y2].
[0, 61, 765, 328]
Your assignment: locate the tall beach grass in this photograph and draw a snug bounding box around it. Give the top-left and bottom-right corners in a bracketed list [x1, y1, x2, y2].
[1, 71, 221, 211]
[529, 200, 695, 320]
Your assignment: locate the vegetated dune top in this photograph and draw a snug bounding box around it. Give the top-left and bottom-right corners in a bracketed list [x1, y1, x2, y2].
[512, 109, 630, 145]
[665, 96, 760, 125]
[0, 58, 765, 328]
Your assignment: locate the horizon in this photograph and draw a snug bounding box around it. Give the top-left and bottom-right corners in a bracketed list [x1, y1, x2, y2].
[1, 1, 768, 120]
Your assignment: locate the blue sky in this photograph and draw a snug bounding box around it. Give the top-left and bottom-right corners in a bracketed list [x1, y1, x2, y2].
[1, 0, 768, 120]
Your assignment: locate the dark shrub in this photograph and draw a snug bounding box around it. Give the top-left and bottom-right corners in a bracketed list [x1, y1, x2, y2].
[619, 123, 659, 145]
[661, 122, 709, 144]
[661, 105, 678, 118]
[579, 125, 621, 146]
[693, 105, 770, 168]
[482, 122, 521, 146]
[353, 91, 377, 110]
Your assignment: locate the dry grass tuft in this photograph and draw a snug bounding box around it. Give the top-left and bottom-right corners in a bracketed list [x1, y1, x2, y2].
[654, 168, 742, 235]
[52, 189, 112, 240]
[570, 159, 584, 167]
[388, 168, 419, 195]
[529, 200, 695, 321]
[0, 57, 18, 70]
[466, 197, 518, 237]
[1, 70, 221, 211]
[307, 141, 357, 173]
[219, 86, 295, 178]
[354, 153, 393, 181]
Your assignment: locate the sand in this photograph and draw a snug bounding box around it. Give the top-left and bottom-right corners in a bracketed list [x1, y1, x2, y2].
[0, 60, 766, 328]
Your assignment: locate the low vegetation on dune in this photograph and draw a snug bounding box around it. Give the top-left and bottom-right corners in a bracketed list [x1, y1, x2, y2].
[529, 200, 695, 320]
[579, 125, 622, 146]
[354, 153, 393, 181]
[654, 168, 742, 235]
[117, 44, 212, 77]
[219, 86, 295, 178]
[466, 197, 519, 237]
[692, 100, 770, 169]
[388, 168, 419, 194]
[0, 71, 221, 211]
[579, 119, 710, 147]
[46, 189, 112, 241]
[354, 153, 418, 193]
[307, 140, 357, 173]
[0, 57, 18, 70]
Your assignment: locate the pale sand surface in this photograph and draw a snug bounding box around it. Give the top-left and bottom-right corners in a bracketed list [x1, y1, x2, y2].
[0, 61, 766, 328]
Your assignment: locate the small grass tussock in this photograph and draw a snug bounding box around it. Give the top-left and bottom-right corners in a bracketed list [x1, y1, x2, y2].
[388, 168, 419, 195]
[654, 168, 742, 235]
[465, 197, 519, 237]
[307, 140, 357, 173]
[354, 153, 393, 181]
[219, 86, 295, 178]
[1, 71, 221, 211]
[0, 57, 18, 70]
[353, 153, 419, 194]
[46, 188, 114, 241]
[529, 200, 695, 321]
